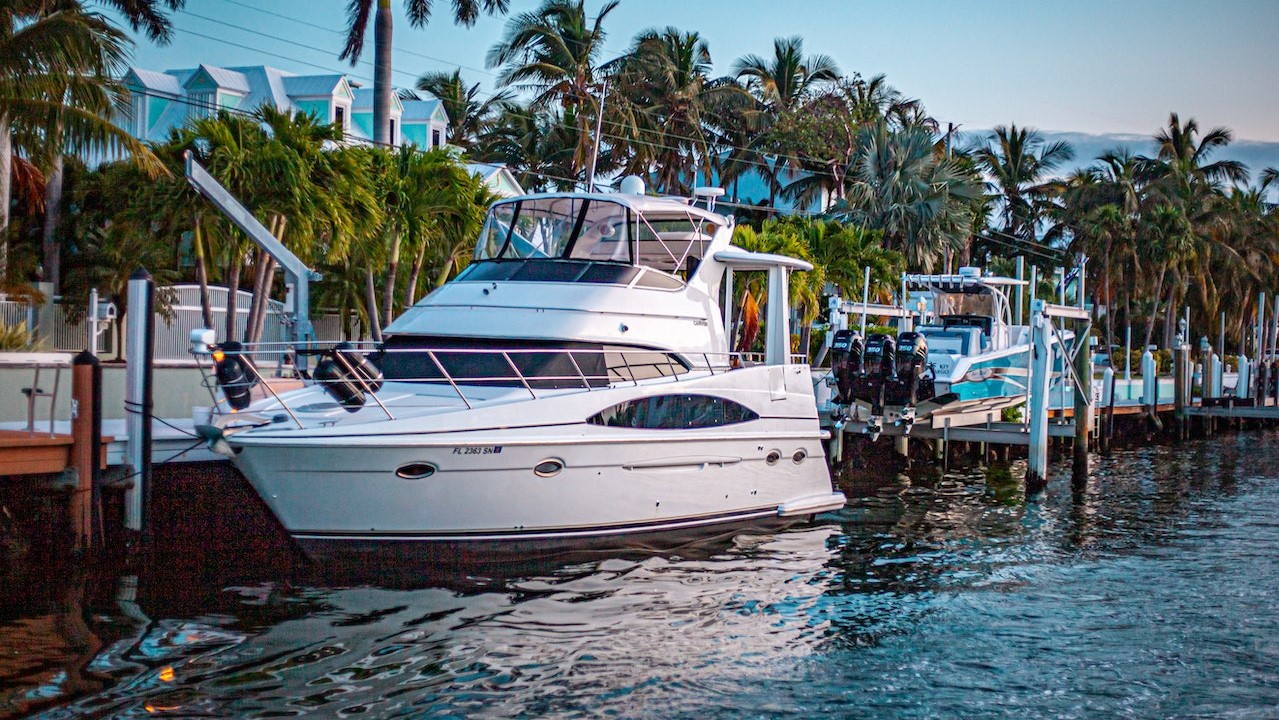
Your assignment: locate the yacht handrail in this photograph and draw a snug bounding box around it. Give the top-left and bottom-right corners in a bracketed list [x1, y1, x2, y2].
[191, 342, 795, 428]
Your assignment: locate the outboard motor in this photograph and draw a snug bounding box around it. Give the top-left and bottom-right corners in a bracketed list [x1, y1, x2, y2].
[890, 331, 934, 406]
[860, 333, 897, 417]
[214, 341, 258, 411]
[830, 329, 862, 405]
[863, 333, 897, 384]
[334, 342, 383, 393]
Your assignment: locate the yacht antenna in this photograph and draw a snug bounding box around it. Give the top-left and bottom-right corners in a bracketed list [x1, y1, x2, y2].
[587, 78, 608, 193]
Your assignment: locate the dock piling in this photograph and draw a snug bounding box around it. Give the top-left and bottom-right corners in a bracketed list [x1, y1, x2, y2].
[124, 269, 155, 534]
[70, 351, 100, 552]
[1174, 340, 1191, 441]
[1027, 302, 1051, 492]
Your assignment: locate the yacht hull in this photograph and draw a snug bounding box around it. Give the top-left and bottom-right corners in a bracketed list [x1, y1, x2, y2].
[227, 365, 844, 549]
[232, 430, 842, 546]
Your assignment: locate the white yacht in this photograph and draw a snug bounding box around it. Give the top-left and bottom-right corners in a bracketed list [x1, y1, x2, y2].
[197, 181, 845, 554]
[824, 268, 1042, 434]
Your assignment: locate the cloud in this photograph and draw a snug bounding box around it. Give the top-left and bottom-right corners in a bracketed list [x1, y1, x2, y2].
[959, 129, 1279, 186]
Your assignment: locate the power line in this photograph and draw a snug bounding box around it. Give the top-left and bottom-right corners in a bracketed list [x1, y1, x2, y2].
[148, 9, 1009, 221]
[169, 8, 850, 184]
[206, 0, 500, 81]
[126, 86, 589, 189]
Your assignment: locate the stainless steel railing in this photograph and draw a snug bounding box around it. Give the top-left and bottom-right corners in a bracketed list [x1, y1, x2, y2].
[190, 340, 792, 429]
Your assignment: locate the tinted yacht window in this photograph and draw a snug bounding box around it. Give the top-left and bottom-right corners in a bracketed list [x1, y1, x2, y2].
[587, 395, 758, 429]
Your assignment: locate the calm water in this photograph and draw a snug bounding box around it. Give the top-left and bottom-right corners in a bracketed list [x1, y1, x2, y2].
[4, 432, 1279, 718]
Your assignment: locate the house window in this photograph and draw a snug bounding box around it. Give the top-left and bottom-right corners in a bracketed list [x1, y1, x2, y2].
[192, 91, 215, 119]
[587, 395, 759, 429]
[432, 128, 442, 147]
[335, 105, 346, 132]
[388, 119, 397, 146]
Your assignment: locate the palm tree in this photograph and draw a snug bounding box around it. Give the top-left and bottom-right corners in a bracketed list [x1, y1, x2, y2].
[730, 222, 818, 356]
[775, 76, 927, 210]
[974, 124, 1074, 253]
[729, 36, 839, 212]
[835, 122, 983, 270]
[341, 0, 508, 146]
[373, 145, 482, 324]
[171, 108, 382, 342]
[485, 0, 619, 180]
[410, 68, 512, 151]
[606, 27, 748, 194]
[478, 104, 579, 191]
[731, 36, 839, 112]
[0, 0, 176, 284]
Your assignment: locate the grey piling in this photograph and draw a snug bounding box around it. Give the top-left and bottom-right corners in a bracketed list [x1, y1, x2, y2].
[1027, 302, 1051, 492]
[124, 269, 154, 533]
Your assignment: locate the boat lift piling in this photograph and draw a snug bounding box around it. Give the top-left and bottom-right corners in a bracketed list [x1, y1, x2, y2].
[1026, 296, 1092, 492]
[1072, 263, 1093, 484]
[1174, 319, 1191, 442]
[123, 269, 154, 534]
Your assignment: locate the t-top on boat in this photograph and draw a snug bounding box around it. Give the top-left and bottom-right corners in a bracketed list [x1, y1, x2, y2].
[824, 267, 1043, 437]
[195, 179, 846, 555]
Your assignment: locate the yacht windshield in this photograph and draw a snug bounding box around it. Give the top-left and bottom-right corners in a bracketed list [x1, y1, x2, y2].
[474, 196, 720, 273]
[934, 291, 995, 318]
[476, 198, 632, 263]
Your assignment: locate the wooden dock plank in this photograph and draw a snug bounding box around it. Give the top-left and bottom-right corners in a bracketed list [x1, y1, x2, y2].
[0, 430, 111, 477]
[0, 431, 73, 476]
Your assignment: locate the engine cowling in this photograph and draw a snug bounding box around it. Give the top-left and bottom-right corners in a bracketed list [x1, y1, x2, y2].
[830, 329, 862, 404]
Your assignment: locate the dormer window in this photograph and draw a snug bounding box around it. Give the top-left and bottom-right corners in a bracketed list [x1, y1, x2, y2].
[432, 128, 442, 148]
[335, 105, 346, 132]
[192, 91, 215, 118]
[388, 119, 397, 146]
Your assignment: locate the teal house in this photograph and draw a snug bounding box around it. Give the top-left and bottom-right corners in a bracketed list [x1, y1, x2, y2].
[120, 64, 449, 151]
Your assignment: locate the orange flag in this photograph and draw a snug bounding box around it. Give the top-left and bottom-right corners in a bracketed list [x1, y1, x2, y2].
[736, 289, 760, 354]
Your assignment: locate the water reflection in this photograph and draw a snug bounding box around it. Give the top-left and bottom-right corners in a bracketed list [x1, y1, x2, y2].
[3, 431, 1278, 718]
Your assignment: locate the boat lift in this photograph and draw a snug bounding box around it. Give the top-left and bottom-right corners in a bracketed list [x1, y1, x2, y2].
[819, 261, 1098, 489]
[184, 152, 319, 372]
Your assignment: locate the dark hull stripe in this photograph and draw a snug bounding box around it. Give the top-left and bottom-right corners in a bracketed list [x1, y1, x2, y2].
[292, 507, 782, 543]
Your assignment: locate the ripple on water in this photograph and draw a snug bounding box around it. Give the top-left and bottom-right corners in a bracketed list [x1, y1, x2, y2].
[6, 431, 1279, 718]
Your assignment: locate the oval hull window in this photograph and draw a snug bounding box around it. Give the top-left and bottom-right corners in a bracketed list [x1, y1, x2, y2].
[792, 449, 807, 464]
[396, 462, 437, 479]
[765, 451, 781, 466]
[534, 459, 564, 477]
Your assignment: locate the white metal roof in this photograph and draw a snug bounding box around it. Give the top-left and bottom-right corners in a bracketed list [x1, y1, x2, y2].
[714, 247, 813, 272]
[282, 74, 345, 98]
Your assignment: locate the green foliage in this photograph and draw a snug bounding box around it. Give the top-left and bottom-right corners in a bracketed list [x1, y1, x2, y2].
[0, 322, 39, 351]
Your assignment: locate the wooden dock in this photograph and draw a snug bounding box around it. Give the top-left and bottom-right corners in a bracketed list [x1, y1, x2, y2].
[0, 430, 76, 477]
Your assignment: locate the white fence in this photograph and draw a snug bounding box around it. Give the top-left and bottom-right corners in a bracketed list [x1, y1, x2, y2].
[1, 285, 361, 360]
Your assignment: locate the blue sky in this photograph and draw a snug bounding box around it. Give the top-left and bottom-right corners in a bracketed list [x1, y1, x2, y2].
[121, 0, 1279, 171]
